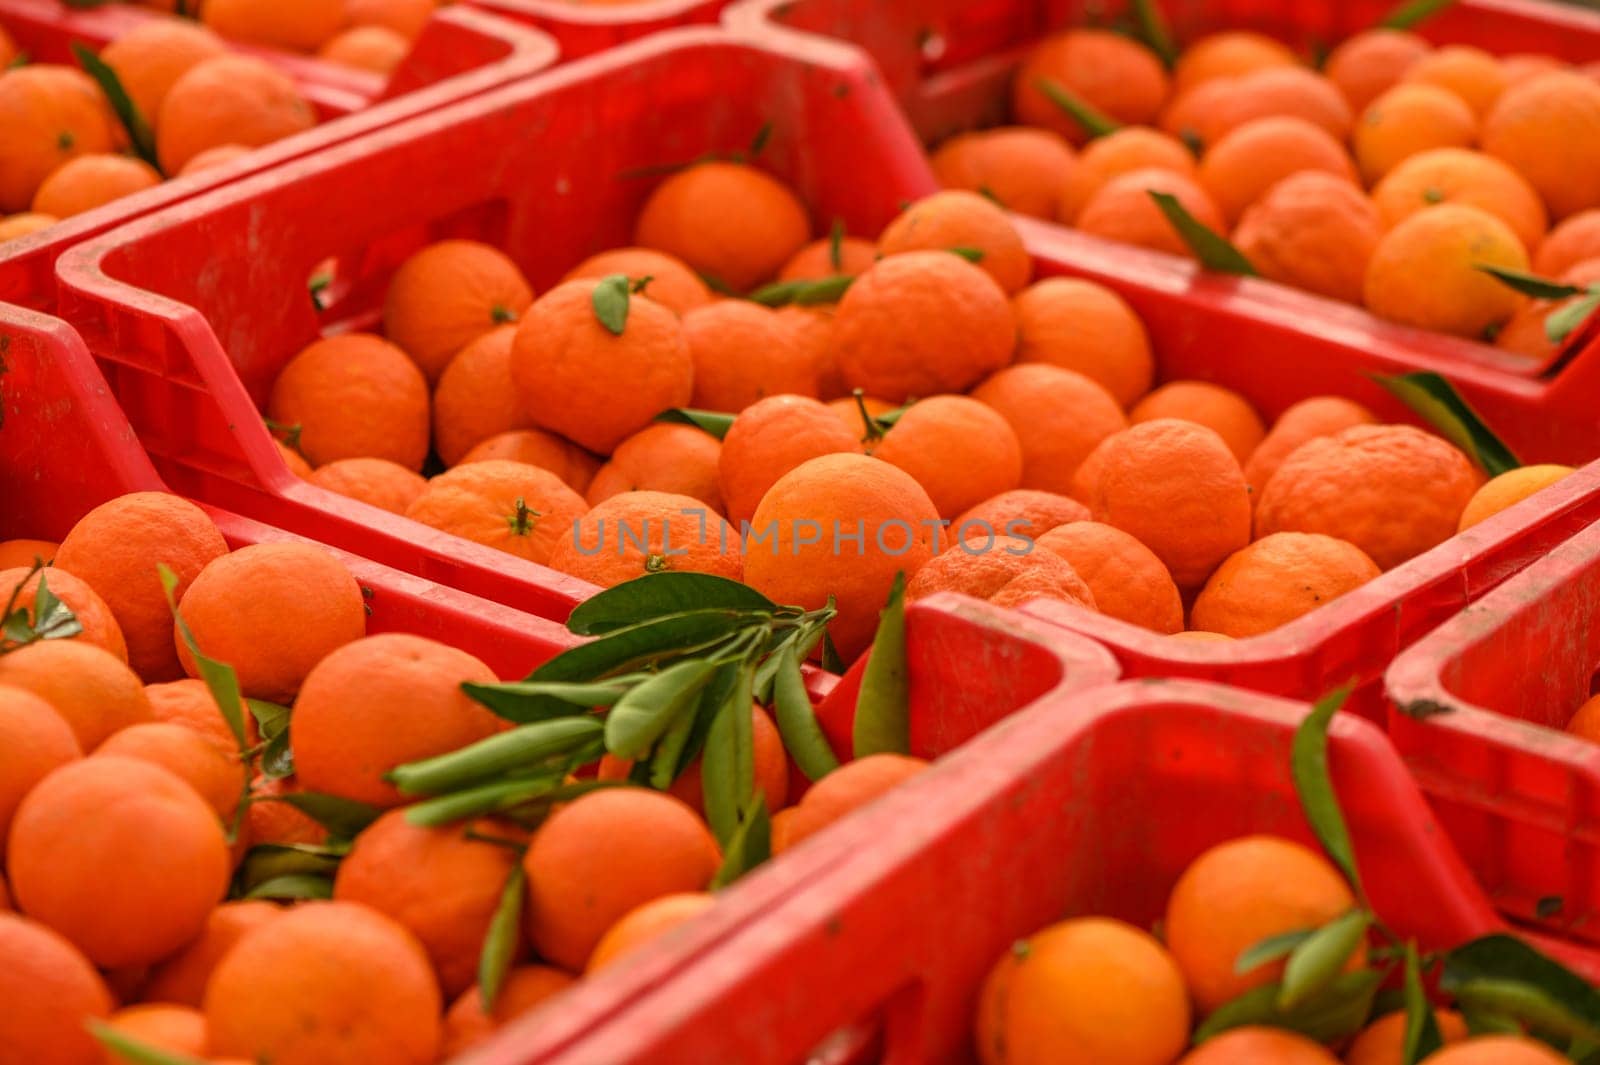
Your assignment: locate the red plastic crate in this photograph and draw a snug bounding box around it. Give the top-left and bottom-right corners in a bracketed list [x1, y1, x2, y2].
[466, 680, 1600, 1065]
[725, 0, 1600, 452]
[1386, 520, 1600, 951]
[0, 0, 558, 313]
[469, 0, 725, 59]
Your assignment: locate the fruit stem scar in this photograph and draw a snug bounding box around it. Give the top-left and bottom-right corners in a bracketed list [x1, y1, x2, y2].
[644, 553, 669, 573]
[508, 497, 541, 536]
[491, 304, 517, 324]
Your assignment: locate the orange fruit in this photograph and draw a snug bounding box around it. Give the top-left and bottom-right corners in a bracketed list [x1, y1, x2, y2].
[0, 685, 81, 852]
[1325, 28, 1432, 113]
[587, 892, 716, 973]
[1404, 45, 1508, 118]
[145, 677, 256, 754]
[744, 453, 939, 661]
[1011, 276, 1153, 407]
[1165, 67, 1353, 150]
[718, 394, 862, 526]
[684, 300, 816, 410]
[634, 160, 811, 293]
[1082, 419, 1251, 589]
[178, 143, 253, 177]
[30, 153, 160, 219]
[1256, 424, 1480, 570]
[975, 916, 1190, 1065]
[156, 55, 316, 175]
[100, 1004, 207, 1060]
[308, 457, 428, 515]
[1418, 1037, 1570, 1065]
[8, 756, 230, 966]
[1482, 71, 1600, 221]
[778, 235, 879, 284]
[1354, 84, 1478, 184]
[178, 543, 365, 703]
[1178, 1027, 1339, 1063]
[1371, 148, 1548, 255]
[1243, 396, 1379, 496]
[0, 66, 116, 213]
[0, 564, 127, 662]
[273, 436, 313, 478]
[564, 246, 712, 317]
[1035, 522, 1183, 633]
[1536, 209, 1600, 275]
[404, 459, 588, 565]
[1128, 381, 1265, 465]
[334, 810, 523, 997]
[94, 721, 240, 822]
[142, 900, 283, 1008]
[0, 212, 57, 241]
[1363, 204, 1529, 338]
[0, 913, 113, 1064]
[770, 753, 925, 854]
[1501, 54, 1566, 87]
[201, 0, 345, 51]
[345, 0, 436, 39]
[511, 279, 692, 454]
[1191, 532, 1382, 637]
[1346, 1009, 1469, 1065]
[971, 364, 1126, 496]
[930, 127, 1075, 220]
[0, 538, 56, 568]
[1057, 127, 1197, 225]
[318, 26, 409, 74]
[1173, 31, 1298, 96]
[1457, 464, 1575, 531]
[291, 633, 501, 808]
[268, 333, 430, 471]
[830, 393, 898, 438]
[877, 190, 1033, 295]
[951, 489, 1090, 547]
[523, 788, 719, 971]
[549, 490, 742, 587]
[1234, 171, 1383, 305]
[1198, 116, 1356, 225]
[1076, 167, 1227, 259]
[1013, 30, 1170, 145]
[588, 423, 724, 514]
[442, 966, 575, 1057]
[456, 429, 601, 493]
[383, 240, 534, 384]
[774, 304, 848, 399]
[906, 534, 1096, 611]
[204, 901, 442, 1065]
[54, 492, 229, 681]
[1166, 835, 1363, 1013]
[1569, 693, 1600, 740]
[431, 325, 532, 466]
[98, 19, 228, 124]
[871, 394, 1024, 520]
[833, 250, 1016, 403]
[244, 775, 329, 848]
[0, 640, 152, 751]
[598, 703, 789, 817]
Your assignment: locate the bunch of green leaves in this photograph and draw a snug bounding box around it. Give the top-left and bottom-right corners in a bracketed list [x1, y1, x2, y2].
[1, 561, 83, 654]
[1480, 265, 1600, 349]
[1195, 688, 1600, 1062]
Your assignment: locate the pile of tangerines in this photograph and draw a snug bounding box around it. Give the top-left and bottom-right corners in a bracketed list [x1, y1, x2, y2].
[0, 0, 443, 242]
[932, 21, 1600, 351]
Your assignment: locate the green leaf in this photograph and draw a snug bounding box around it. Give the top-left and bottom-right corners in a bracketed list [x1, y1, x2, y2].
[711, 794, 771, 889]
[1195, 969, 1383, 1045]
[158, 564, 247, 751]
[568, 572, 775, 636]
[309, 271, 333, 311]
[248, 698, 295, 778]
[1379, 0, 1457, 30]
[605, 657, 719, 759]
[265, 791, 381, 839]
[1368, 371, 1521, 477]
[244, 873, 334, 901]
[1278, 910, 1371, 1011]
[1548, 291, 1600, 345]
[1476, 264, 1589, 301]
[460, 679, 636, 723]
[403, 775, 570, 828]
[1442, 934, 1600, 1041]
[592, 273, 632, 336]
[821, 629, 844, 674]
[479, 865, 526, 1012]
[90, 1022, 210, 1065]
[2, 608, 35, 644]
[1234, 927, 1316, 975]
[1130, 0, 1179, 66]
[700, 660, 756, 845]
[748, 122, 774, 159]
[748, 275, 855, 308]
[653, 407, 736, 439]
[70, 44, 160, 174]
[649, 693, 702, 791]
[1148, 191, 1259, 275]
[1403, 941, 1446, 1065]
[1291, 686, 1364, 898]
[1034, 78, 1121, 139]
[1462, 1008, 1525, 1036]
[828, 218, 846, 272]
[390, 717, 606, 796]
[772, 641, 841, 782]
[853, 573, 910, 759]
[947, 246, 985, 263]
[5, 51, 27, 69]
[232, 841, 345, 896]
[29, 572, 81, 641]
